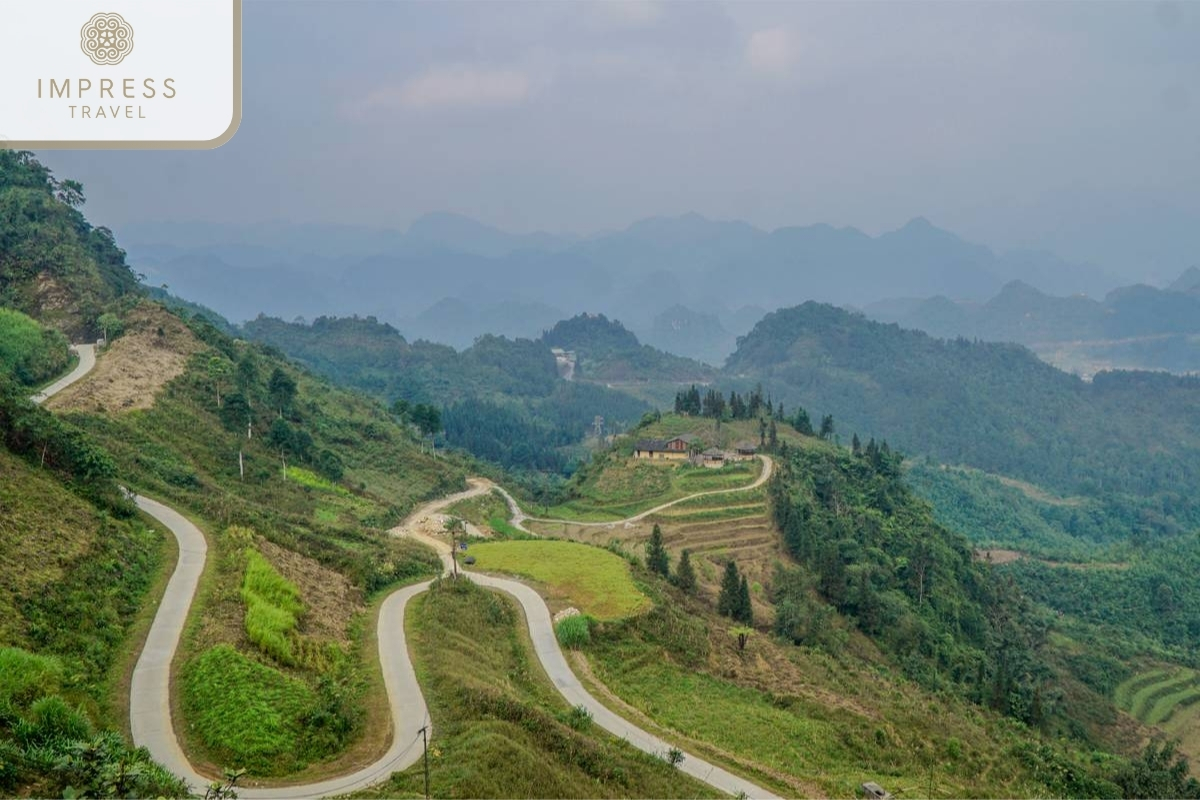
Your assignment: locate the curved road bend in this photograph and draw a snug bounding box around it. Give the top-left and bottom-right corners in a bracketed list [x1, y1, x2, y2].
[33, 352, 779, 797]
[30, 343, 95, 405]
[128, 485, 780, 799]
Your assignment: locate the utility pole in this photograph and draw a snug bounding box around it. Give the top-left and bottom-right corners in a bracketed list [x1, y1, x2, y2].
[419, 725, 430, 800]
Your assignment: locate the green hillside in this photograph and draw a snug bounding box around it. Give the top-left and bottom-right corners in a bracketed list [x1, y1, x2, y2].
[243, 314, 651, 473]
[725, 301, 1200, 539]
[0, 308, 71, 387]
[0, 150, 140, 337]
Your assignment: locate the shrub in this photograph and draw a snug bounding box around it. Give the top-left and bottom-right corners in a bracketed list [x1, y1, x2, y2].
[14, 696, 91, 748]
[555, 615, 592, 649]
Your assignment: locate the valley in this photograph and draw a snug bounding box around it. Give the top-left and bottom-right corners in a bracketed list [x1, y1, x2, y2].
[6, 146, 1200, 800]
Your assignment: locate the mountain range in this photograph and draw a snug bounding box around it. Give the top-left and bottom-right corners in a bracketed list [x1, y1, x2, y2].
[866, 269, 1200, 376]
[122, 212, 1126, 364]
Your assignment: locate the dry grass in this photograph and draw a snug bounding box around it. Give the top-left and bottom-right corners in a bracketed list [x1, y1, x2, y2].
[47, 302, 202, 413]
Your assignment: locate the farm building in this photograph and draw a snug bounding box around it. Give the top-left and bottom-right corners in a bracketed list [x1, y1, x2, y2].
[633, 434, 698, 460]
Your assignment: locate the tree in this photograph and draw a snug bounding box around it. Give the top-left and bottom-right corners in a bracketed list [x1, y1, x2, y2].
[646, 524, 670, 577]
[737, 574, 754, 625]
[1114, 740, 1200, 799]
[267, 367, 297, 418]
[207, 357, 230, 408]
[718, 561, 741, 618]
[411, 403, 442, 436]
[792, 407, 813, 436]
[768, 418, 778, 450]
[674, 549, 696, 593]
[96, 312, 122, 342]
[819, 414, 835, 440]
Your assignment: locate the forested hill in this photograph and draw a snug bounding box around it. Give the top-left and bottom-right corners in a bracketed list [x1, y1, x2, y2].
[243, 314, 651, 472]
[725, 302, 1200, 535]
[540, 313, 714, 382]
[0, 151, 141, 338]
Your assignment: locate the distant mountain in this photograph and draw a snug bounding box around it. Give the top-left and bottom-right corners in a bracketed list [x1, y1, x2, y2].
[1168, 266, 1200, 294]
[639, 304, 737, 367]
[724, 301, 1200, 536]
[866, 275, 1200, 375]
[405, 212, 574, 258]
[540, 313, 714, 383]
[120, 213, 1124, 348]
[401, 297, 567, 350]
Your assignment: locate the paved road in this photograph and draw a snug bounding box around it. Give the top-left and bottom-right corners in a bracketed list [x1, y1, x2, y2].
[34, 335, 781, 796]
[522, 454, 774, 528]
[129, 483, 780, 799]
[30, 343, 95, 404]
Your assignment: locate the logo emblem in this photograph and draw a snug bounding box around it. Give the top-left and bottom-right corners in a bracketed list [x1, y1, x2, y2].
[80, 12, 134, 66]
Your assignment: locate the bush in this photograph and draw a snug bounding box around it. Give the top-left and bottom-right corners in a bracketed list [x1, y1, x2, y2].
[14, 696, 91, 748]
[555, 615, 592, 649]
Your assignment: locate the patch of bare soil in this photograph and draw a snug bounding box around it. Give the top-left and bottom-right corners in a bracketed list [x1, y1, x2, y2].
[47, 302, 202, 413]
[259, 538, 363, 642]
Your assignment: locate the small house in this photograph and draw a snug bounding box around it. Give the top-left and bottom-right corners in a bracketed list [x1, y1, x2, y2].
[733, 440, 758, 458]
[699, 447, 726, 468]
[633, 439, 690, 460]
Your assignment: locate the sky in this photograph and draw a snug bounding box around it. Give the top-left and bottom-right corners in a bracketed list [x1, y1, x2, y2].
[39, 0, 1200, 283]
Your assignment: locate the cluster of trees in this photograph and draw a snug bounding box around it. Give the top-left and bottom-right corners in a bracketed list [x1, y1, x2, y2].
[673, 384, 781, 421]
[645, 524, 696, 594]
[0, 151, 140, 336]
[390, 398, 442, 436]
[716, 561, 753, 625]
[203, 346, 347, 483]
[768, 438, 1052, 727]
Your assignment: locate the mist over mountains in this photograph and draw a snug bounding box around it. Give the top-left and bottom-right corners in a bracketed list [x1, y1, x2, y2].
[122, 212, 1124, 363]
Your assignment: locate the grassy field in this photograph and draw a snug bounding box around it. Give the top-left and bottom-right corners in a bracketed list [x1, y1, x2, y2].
[536, 457, 761, 522]
[529, 482, 781, 624]
[181, 644, 319, 775]
[467, 540, 650, 620]
[354, 578, 719, 799]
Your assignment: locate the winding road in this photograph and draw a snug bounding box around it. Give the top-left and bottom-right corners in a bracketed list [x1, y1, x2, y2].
[33, 349, 781, 799]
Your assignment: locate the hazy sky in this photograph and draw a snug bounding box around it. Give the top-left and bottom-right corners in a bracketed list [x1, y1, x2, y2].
[40, 1, 1200, 282]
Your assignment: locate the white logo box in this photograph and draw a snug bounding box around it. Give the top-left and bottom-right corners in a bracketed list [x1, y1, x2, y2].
[1, 0, 241, 149]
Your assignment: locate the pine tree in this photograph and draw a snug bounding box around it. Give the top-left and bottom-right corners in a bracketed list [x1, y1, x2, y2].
[646, 524, 670, 577]
[718, 561, 741, 618]
[737, 575, 754, 625]
[674, 549, 696, 593]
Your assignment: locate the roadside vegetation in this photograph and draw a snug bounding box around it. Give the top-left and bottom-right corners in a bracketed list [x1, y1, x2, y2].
[0, 308, 71, 387]
[355, 578, 717, 799]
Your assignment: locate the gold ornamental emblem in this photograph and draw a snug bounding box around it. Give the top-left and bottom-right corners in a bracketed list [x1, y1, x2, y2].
[80, 12, 134, 66]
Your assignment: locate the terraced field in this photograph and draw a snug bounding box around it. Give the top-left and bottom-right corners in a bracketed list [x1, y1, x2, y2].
[529, 486, 785, 620]
[1114, 667, 1200, 765]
